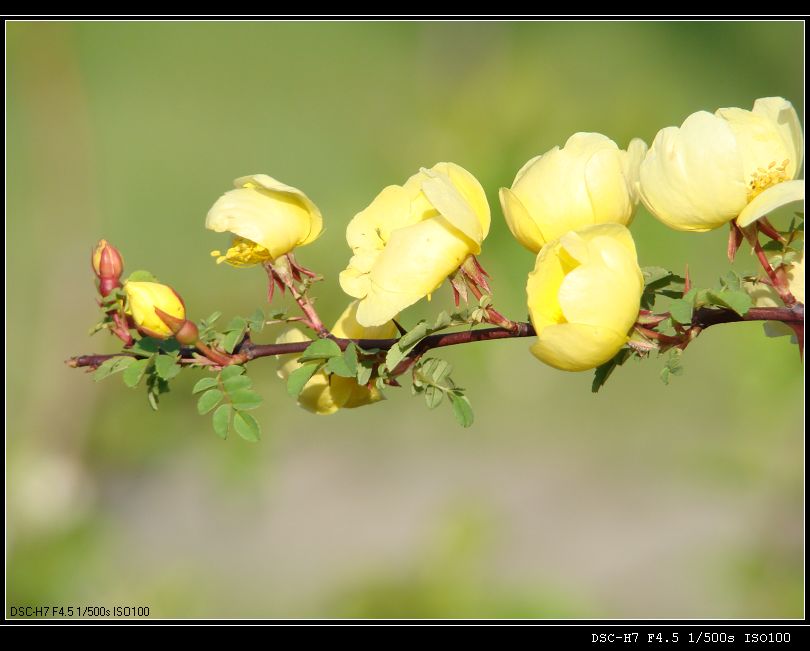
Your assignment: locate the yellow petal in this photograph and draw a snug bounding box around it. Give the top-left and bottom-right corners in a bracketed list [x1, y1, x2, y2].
[234, 174, 323, 245]
[123, 281, 185, 339]
[639, 112, 747, 231]
[331, 300, 398, 340]
[751, 97, 803, 179]
[736, 179, 805, 228]
[530, 323, 628, 372]
[499, 187, 547, 253]
[420, 167, 483, 248]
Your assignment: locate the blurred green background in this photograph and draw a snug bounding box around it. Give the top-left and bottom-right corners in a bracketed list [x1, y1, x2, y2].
[7, 21, 803, 619]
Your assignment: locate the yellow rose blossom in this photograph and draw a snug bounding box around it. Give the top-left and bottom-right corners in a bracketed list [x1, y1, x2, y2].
[339, 162, 490, 327]
[639, 97, 804, 232]
[276, 301, 398, 415]
[526, 223, 644, 371]
[206, 174, 323, 266]
[123, 281, 185, 339]
[500, 133, 647, 253]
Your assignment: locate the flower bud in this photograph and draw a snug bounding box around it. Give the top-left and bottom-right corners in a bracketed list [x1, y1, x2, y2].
[92, 239, 125, 297]
[123, 281, 186, 339]
[154, 307, 200, 345]
[526, 223, 644, 371]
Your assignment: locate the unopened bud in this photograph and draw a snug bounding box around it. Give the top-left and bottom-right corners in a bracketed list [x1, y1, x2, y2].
[123, 281, 185, 340]
[92, 239, 125, 281]
[154, 307, 199, 345]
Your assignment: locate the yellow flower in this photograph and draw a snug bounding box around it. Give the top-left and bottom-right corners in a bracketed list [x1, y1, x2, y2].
[526, 224, 643, 371]
[500, 133, 647, 253]
[123, 281, 185, 339]
[339, 162, 490, 327]
[276, 301, 398, 414]
[206, 174, 323, 266]
[639, 97, 804, 232]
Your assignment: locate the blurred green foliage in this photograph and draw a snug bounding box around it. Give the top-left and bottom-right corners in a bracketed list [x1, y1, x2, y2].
[6, 21, 803, 619]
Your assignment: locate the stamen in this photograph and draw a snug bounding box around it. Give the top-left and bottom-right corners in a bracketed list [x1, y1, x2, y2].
[748, 159, 789, 201]
[211, 237, 272, 267]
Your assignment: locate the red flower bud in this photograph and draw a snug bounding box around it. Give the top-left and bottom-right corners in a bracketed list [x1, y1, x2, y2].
[92, 239, 125, 280]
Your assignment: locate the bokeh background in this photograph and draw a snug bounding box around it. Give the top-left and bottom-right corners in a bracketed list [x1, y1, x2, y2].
[7, 21, 804, 619]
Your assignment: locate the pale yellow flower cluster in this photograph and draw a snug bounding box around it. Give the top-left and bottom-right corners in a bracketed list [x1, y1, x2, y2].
[202, 96, 803, 385]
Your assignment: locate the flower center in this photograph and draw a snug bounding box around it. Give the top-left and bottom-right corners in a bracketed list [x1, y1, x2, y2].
[210, 236, 272, 267]
[748, 159, 789, 201]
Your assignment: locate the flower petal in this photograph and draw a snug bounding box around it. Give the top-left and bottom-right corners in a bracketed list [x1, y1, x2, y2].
[499, 187, 547, 253]
[530, 322, 627, 372]
[736, 179, 804, 228]
[752, 97, 803, 179]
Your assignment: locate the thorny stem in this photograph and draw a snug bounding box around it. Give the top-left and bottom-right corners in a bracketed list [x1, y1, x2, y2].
[67, 304, 803, 370]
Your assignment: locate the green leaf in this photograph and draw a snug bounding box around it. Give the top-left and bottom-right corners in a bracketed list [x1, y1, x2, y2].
[226, 316, 247, 332]
[424, 385, 444, 409]
[433, 311, 452, 330]
[212, 404, 231, 440]
[197, 389, 223, 415]
[248, 308, 265, 333]
[123, 358, 151, 388]
[229, 389, 262, 411]
[385, 344, 406, 371]
[203, 311, 222, 326]
[591, 348, 632, 393]
[641, 266, 672, 285]
[449, 392, 474, 428]
[94, 356, 135, 382]
[356, 360, 373, 386]
[126, 269, 158, 283]
[325, 356, 355, 378]
[129, 337, 161, 355]
[299, 338, 342, 362]
[154, 354, 181, 381]
[222, 329, 244, 354]
[669, 298, 693, 325]
[707, 289, 752, 316]
[398, 321, 429, 350]
[222, 375, 253, 394]
[287, 363, 321, 397]
[233, 411, 261, 442]
[220, 365, 245, 381]
[422, 358, 452, 384]
[343, 343, 358, 375]
[192, 377, 219, 394]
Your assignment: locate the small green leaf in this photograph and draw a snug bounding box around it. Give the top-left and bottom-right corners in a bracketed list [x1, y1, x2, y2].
[220, 365, 245, 381]
[212, 404, 231, 439]
[197, 389, 223, 415]
[123, 358, 151, 388]
[449, 392, 474, 428]
[398, 321, 429, 350]
[424, 385, 444, 409]
[591, 348, 632, 393]
[233, 411, 261, 442]
[433, 311, 452, 330]
[707, 289, 752, 316]
[222, 329, 244, 354]
[423, 358, 452, 384]
[356, 360, 373, 386]
[326, 356, 355, 378]
[641, 266, 672, 285]
[222, 375, 253, 394]
[229, 389, 262, 411]
[669, 298, 693, 325]
[94, 356, 135, 382]
[126, 270, 158, 283]
[248, 307, 265, 333]
[203, 311, 222, 326]
[385, 345, 406, 371]
[192, 377, 219, 394]
[154, 354, 181, 381]
[226, 316, 247, 332]
[130, 337, 161, 355]
[299, 338, 342, 361]
[343, 343, 358, 375]
[287, 363, 321, 397]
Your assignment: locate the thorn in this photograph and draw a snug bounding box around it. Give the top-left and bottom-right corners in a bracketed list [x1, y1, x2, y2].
[728, 222, 744, 263]
[392, 319, 407, 336]
[683, 264, 691, 296]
